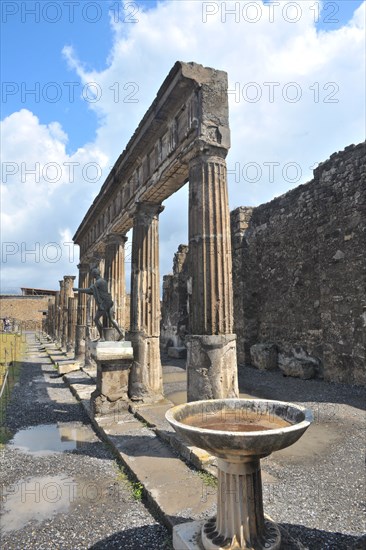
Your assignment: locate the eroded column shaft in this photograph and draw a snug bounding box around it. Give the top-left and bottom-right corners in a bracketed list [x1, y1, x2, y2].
[104, 234, 127, 329]
[75, 263, 89, 360]
[62, 276, 75, 349]
[129, 202, 163, 399]
[187, 152, 238, 401]
[67, 296, 77, 352]
[57, 281, 64, 344]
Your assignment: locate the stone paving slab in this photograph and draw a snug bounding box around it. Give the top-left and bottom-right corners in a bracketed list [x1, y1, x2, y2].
[56, 360, 81, 375]
[131, 402, 215, 471]
[64, 367, 280, 526]
[63, 371, 217, 530]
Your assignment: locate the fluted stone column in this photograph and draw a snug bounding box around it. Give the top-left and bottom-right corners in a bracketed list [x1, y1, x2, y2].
[67, 296, 77, 352]
[54, 291, 60, 341]
[62, 276, 75, 349]
[46, 298, 53, 337]
[104, 233, 127, 329]
[187, 150, 239, 401]
[49, 302, 55, 339]
[129, 202, 164, 401]
[75, 263, 89, 361]
[57, 281, 64, 345]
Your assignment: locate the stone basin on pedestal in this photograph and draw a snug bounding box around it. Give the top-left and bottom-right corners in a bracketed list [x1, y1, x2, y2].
[166, 398, 313, 550]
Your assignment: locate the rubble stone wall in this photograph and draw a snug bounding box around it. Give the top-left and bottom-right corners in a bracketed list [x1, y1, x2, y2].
[160, 245, 189, 350]
[231, 143, 366, 385]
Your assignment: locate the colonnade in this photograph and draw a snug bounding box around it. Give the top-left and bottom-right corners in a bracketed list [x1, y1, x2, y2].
[45, 204, 166, 400]
[46, 148, 238, 402]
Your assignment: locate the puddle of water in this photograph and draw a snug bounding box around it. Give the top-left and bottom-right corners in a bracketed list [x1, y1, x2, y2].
[166, 390, 187, 405]
[163, 371, 187, 383]
[1, 474, 74, 533]
[182, 410, 291, 432]
[10, 423, 95, 455]
[273, 423, 340, 461]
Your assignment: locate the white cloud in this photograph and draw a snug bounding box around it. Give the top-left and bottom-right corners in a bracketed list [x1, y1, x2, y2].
[1, 0, 365, 291]
[1, 109, 109, 291]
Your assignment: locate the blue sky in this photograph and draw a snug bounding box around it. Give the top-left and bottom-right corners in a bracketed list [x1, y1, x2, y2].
[1, 0, 363, 152]
[1, 1, 152, 151]
[1, 0, 365, 292]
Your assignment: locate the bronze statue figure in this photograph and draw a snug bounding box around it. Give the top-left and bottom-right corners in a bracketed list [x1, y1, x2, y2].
[74, 267, 125, 341]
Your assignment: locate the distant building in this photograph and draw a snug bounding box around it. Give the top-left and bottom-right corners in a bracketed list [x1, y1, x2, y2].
[21, 287, 57, 296]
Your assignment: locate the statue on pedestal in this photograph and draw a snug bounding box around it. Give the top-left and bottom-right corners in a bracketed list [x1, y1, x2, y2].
[74, 267, 125, 341]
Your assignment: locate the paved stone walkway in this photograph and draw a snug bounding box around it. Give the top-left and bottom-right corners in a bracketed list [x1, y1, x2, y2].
[0, 334, 169, 549]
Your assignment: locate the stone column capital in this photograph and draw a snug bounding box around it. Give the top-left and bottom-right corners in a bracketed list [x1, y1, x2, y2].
[131, 201, 165, 220]
[63, 275, 76, 283]
[105, 233, 128, 247]
[88, 253, 104, 270]
[189, 141, 229, 165]
[77, 262, 90, 273]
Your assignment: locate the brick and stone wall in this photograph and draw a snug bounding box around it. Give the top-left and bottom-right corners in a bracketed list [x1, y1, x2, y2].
[0, 295, 54, 330]
[231, 142, 366, 385]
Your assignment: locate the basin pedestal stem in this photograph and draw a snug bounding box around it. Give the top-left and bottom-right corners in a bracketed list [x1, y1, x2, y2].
[202, 457, 280, 550]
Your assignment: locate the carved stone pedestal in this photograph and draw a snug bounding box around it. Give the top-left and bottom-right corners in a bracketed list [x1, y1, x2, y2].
[173, 458, 281, 550]
[201, 458, 280, 549]
[89, 340, 134, 416]
[186, 335, 239, 402]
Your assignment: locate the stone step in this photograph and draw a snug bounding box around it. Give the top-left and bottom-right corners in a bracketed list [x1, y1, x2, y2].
[63, 371, 216, 530]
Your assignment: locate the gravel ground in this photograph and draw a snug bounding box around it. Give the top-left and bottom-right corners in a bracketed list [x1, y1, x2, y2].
[1, 334, 170, 549]
[238, 364, 366, 549]
[1, 335, 365, 550]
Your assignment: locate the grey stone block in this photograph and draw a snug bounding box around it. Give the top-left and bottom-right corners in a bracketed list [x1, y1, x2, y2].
[250, 343, 278, 371]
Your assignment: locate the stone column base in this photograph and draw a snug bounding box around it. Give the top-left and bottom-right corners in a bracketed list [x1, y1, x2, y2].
[89, 341, 134, 416]
[129, 332, 163, 402]
[186, 334, 239, 402]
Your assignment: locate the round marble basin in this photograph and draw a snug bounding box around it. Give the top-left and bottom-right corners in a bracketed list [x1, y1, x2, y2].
[165, 398, 313, 461]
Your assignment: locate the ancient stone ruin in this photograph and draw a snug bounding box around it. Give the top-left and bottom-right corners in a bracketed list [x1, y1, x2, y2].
[161, 142, 366, 386]
[71, 61, 239, 404]
[44, 64, 365, 411]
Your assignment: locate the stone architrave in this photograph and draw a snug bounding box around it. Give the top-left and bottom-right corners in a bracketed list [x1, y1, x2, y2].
[129, 202, 164, 401]
[62, 276, 75, 349]
[104, 233, 127, 330]
[187, 149, 239, 401]
[75, 263, 89, 361]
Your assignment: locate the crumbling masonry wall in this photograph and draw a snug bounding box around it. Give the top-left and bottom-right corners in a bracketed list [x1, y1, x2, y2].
[160, 245, 189, 350]
[231, 142, 366, 385]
